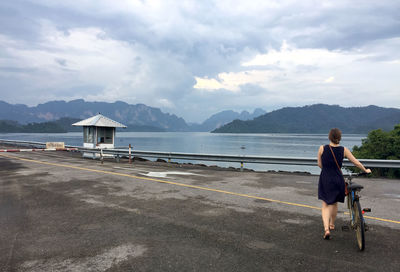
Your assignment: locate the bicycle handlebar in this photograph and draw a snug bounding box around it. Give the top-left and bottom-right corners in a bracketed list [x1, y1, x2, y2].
[343, 172, 370, 178]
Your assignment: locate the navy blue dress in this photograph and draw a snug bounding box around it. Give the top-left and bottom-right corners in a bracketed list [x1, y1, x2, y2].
[318, 145, 345, 204]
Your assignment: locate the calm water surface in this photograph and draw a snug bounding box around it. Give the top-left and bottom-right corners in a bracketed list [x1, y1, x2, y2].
[0, 132, 365, 174]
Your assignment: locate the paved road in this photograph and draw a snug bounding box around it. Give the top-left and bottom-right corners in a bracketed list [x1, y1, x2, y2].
[0, 150, 399, 271]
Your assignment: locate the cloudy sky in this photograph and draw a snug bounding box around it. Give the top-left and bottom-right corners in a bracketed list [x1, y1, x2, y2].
[0, 0, 399, 122]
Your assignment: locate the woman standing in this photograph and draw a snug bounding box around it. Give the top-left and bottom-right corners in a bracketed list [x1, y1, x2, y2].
[317, 128, 371, 239]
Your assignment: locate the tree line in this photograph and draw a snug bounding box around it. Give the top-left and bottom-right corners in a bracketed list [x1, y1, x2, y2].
[351, 124, 400, 178]
[0, 117, 81, 133]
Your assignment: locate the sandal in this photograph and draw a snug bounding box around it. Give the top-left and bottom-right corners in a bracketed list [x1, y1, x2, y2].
[323, 229, 331, 240]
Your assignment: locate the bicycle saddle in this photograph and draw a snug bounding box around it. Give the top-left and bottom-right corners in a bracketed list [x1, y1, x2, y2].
[348, 183, 364, 191]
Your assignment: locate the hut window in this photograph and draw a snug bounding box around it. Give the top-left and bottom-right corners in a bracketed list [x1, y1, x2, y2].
[97, 127, 113, 144]
[84, 127, 94, 143]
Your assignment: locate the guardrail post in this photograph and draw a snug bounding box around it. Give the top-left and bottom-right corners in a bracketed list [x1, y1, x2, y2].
[116, 154, 120, 163]
[129, 144, 132, 164]
[100, 149, 104, 164]
[168, 153, 171, 164]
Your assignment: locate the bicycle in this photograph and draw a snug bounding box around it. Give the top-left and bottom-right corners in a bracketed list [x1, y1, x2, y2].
[342, 172, 371, 251]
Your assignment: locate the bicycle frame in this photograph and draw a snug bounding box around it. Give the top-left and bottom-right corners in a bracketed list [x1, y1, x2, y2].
[347, 187, 362, 227]
[344, 173, 370, 251]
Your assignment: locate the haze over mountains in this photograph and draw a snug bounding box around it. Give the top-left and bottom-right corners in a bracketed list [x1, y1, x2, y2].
[0, 100, 399, 133]
[0, 100, 265, 132]
[189, 109, 266, 132]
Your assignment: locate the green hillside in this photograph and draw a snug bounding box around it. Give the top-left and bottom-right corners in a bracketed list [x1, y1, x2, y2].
[0, 117, 81, 133]
[212, 104, 400, 134]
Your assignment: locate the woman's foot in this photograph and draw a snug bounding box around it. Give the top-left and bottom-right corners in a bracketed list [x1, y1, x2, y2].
[323, 229, 331, 240]
[329, 224, 335, 231]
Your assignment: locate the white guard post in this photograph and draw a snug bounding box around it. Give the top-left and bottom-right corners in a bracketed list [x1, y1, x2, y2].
[72, 114, 127, 159]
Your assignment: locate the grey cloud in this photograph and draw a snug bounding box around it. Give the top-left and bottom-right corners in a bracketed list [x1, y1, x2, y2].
[55, 58, 67, 67]
[4, 1, 399, 51]
[57, 85, 103, 97]
[0, 66, 38, 74]
[357, 54, 398, 63]
[0, 1, 41, 41]
[289, 4, 400, 50]
[295, 65, 319, 73]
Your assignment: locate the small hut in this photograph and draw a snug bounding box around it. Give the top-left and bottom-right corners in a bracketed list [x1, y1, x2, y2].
[72, 114, 126, 158]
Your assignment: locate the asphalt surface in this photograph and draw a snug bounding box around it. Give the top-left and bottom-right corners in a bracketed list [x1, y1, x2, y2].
[0, 149, 399, 271]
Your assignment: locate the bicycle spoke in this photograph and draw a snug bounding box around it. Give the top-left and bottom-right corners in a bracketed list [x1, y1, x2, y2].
[353, 200, 365, 251]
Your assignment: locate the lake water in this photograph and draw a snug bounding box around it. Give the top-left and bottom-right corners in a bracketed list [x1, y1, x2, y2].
[0, 132, 365, 174]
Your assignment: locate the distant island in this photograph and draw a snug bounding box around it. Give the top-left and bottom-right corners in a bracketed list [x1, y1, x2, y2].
[212, 104, 400, 134]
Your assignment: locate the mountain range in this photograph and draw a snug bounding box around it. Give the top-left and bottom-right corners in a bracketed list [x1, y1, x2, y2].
[1, 100, 399, 133]
[212, 104, 400, 134]
[189, 109, 266, 131]
[0, 100, 265, 132]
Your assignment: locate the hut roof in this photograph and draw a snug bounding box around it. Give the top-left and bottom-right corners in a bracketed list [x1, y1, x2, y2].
[72, 114, 127, 128]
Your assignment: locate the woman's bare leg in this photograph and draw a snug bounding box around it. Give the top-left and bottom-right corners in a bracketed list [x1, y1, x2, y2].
[329, 203, 338, 229]
[321, 201, 331, 234]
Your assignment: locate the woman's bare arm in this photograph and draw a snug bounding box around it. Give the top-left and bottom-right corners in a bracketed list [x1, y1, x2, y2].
[317, 145, 323, 169]
[344, 147, 372, 173]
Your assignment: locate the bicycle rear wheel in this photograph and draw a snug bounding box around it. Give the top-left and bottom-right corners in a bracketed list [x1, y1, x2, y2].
[353, 200, 365, 251]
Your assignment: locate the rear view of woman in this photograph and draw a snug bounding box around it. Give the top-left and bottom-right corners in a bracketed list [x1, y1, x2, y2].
[317, 128, 371, 239]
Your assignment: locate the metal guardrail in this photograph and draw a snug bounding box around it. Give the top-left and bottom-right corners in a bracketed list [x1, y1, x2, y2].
[96, 148, 400, 168]
[0, 139, 50, 148]
[1, 139, 400, 169]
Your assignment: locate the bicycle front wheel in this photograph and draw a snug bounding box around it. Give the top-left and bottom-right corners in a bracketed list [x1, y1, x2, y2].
[347, 194, 352, 220]
[353, 200, 365, 251]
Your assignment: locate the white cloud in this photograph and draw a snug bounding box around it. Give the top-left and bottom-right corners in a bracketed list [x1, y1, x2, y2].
[190, 38, 400, 120]
[194, 70, 279, 92]
[157, 98, 175, 109]
[193, 41, 358, 91]
[0, 22, 140, 89]
[242, 41, 364, 68]
[0, 21, 171, 105]
[194, 77, 226, 91]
